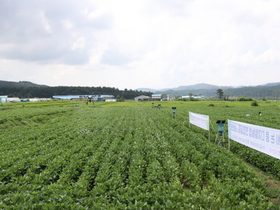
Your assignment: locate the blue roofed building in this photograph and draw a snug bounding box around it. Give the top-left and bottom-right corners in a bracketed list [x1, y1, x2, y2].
[53, 95, 115, 101]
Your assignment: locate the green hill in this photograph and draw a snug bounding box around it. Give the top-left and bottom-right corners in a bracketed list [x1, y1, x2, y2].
[0, 80, 48, 87]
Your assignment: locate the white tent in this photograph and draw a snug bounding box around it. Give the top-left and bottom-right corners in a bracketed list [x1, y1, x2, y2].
[7, 98, 20, 103]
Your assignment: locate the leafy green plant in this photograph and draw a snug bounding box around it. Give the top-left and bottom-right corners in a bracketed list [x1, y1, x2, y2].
[251, 100, 259, 106]
[0, 103, 277, 209]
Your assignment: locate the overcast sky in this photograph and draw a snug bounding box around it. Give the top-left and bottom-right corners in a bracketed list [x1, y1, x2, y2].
[1, 0, 280, 90]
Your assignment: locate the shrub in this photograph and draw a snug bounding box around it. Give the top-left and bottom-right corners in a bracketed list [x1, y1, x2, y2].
[237, 97, 253, 101]
[251, 101, 259, 106]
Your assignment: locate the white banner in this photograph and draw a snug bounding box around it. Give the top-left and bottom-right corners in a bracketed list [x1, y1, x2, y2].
[189, 112, 209, 131]
[228, 120, 280, 160]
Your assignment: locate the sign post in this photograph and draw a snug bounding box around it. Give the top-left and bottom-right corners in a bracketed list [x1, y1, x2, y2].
[228, 120, 280, 160]
[189, 112, 210, 141]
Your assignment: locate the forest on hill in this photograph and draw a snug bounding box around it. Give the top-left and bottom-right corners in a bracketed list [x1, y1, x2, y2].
[224, 85, 280, 100]
[0, 80, 48, 87]
[0, 85, 152, 99]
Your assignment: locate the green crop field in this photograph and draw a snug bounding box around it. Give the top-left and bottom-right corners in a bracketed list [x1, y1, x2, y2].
[1, 100, 280, 209]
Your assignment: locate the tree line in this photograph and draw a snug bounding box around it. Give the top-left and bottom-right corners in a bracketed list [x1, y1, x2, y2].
[0, 86, 153, 99]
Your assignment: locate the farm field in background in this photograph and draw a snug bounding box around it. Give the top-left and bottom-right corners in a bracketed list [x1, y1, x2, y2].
[1, 100, 280, 209]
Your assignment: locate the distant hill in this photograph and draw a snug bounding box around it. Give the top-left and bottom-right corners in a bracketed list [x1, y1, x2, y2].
[137, 83, 234, 96]
[0, 80, 48, 87]
[137, 83, 233, 92]
[224, 84, 280, 99]
[262, 82, 280, 87]
[137, 82, 280, 99]
[172, 83, 234, 90]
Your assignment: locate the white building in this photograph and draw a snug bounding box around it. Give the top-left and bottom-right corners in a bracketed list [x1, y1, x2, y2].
[0, 96, 8, 103]
[105, 99, 117, 102]
[7, 98, 21, 103]
[151, 94, 162, 101]
[134, 95, 151, 101]
[181, 95, 205, 99]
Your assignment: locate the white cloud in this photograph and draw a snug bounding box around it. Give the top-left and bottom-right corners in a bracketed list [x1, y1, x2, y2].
[0, 0, 280, 89]
[62, 19, 73, 30]
[71, 37, 86, 51]
[39, 11, 52, 33]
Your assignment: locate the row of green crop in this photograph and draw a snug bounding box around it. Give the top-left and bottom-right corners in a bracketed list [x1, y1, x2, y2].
[172, 106, 280, 180]
[146, 108, 274, 207]
[0, 104, 77, 126]
[0, 105, 277, 209]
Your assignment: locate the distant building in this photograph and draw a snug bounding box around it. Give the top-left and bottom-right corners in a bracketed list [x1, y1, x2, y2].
[20, 98, 29, 102]
[134, 95, 150, 101]
[53, 95, 115, 101]
[53, 95, 78, 100]
[105, 99, 117, 102]
[167, 95, 175, 101]
[181, 95, 205, 99]
[0, 96, 51, 103]
[8, 98, 21, 103]
[29, 98, 52, 102]
[0, 96, 8, 103]
[151, 94, 162, 101]
[100, 95, 115, 101]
